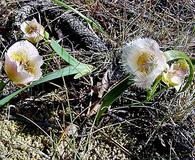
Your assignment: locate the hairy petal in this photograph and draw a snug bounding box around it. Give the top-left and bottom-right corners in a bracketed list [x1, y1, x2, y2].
[122, 38, 167, 89]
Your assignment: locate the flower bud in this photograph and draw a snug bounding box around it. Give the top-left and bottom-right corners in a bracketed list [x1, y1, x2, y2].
[21, 18, 45, 43]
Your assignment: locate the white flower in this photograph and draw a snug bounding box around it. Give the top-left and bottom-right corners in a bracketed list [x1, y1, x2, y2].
[122, 38, 167, 89]
[162, 60, 189, 91]
[20, 18, 45, 43]
[4, 40, 43, 85]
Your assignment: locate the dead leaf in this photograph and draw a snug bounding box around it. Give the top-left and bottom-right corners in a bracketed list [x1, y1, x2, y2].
[65, 123, 78, 137]
[98, 69, 110, 98]
[87, 102, 101, 117]
[87, 70, 110, 117]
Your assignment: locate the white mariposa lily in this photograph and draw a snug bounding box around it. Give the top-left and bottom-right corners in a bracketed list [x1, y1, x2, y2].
[20, 18, 45, 43]
[4, 40, 43, 85]
[162, 60, 189, 91]
[122, 38, 167, 89]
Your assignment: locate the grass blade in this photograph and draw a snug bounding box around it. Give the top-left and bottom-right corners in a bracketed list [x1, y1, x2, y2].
[50, 39, 80, 66]
[146, 75, 162, 101]
[50, 39, 94, 79]
[73, 63, 94, 79]
[95, 74, 133, 124]
[0, 81, 6, 91]
[0, 65, 86, 107]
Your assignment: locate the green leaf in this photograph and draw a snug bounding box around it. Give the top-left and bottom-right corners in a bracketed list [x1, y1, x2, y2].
[0, 65, 87, 107]
[50, 39, 80, 66]
[0, 81, 6, 91]
[0, 86, 28, 107]
[73, 63, 94, 79]
[164, 50, 194, 91]
[51, 0, 106, 34]
[164, 50, 190, 62]
[191, 57, 195, 65]
[44, 31, 50, 40]
[50, 39, 94, 78]
[95, 74, 133, 124]
[146, 75, 162, 101]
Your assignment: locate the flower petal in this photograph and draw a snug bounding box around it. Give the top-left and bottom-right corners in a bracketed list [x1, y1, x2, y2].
[162, 60, 189, 91]
[4, 40, 43, 85]
[122, 38, 167, 89]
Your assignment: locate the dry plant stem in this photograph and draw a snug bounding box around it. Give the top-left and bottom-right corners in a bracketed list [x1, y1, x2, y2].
[16, 140, 50, 159]
[87, 121, 133, 157]
[54, 78, 79, 159]
[82, 112, 97, 158]
[16, 113, 54, 143]
[99, 130, 132, 157]
[144, 112, 173, 148]
[108, 111, 141, 129]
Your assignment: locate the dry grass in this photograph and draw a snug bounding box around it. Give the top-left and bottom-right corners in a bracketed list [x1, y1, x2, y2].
[0, 0, 194, 159]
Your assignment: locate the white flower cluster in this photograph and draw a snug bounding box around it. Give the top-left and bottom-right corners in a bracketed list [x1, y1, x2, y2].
[1, 19, 44, 85]
[0, 19, 190, 92]
[122, 38, 189, 90]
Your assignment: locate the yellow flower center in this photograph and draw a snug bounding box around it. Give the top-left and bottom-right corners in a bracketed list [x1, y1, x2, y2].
[25, 22, 37, 34]
[11, 52, 36, 75]
[11, 52, 27, 63]
[137, 52, 156, 74]
[173, 60, 188, 75]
